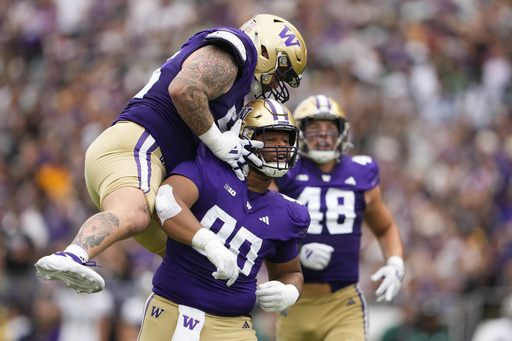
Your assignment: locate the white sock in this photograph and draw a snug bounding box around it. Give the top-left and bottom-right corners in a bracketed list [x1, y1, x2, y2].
[64, 245, 89, 263]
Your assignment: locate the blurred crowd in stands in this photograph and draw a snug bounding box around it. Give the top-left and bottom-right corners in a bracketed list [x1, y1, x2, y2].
[1, 0, 511, 340]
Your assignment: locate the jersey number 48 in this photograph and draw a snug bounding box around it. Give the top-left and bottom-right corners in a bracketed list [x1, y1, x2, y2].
[297, 187, 356, 235]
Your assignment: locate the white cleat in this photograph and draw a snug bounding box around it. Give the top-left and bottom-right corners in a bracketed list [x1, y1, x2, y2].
[35, 252, 105, 294]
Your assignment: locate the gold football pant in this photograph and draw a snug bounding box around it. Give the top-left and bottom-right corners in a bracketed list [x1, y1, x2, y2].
[84, 121, 167, 256]
[138, 294, 257, 341]
[277, 284, 368, 341]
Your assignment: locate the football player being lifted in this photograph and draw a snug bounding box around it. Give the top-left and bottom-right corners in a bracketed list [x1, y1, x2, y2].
[274, 95, 405, 341]
[35, 14, 307, 294]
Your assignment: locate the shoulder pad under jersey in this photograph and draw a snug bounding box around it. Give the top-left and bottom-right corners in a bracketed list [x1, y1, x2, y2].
[205, 29, 247, 66]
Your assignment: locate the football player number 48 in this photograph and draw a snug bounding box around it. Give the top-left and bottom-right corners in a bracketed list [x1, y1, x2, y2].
[297, 187, 356, 235]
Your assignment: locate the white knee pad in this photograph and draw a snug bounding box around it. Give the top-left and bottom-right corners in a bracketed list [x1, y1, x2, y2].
[155, 184, 182, 224]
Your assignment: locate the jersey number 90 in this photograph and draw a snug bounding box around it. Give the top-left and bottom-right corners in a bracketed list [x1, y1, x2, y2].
[198, 205, 263, 276]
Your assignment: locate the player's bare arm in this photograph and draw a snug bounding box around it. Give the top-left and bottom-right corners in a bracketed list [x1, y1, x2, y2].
[157, 175, 201, 244]
[364, 185, 403, 259]
[169, 45, 238, 135]
[265, 256, 304, 293]
[155, 174, 239, 285]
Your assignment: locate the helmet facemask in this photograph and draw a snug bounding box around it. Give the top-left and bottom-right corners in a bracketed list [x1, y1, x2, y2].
[240, 99, 300, 177]
[244, 127, 299, 177]
[252, 53, 301, 103]
[293, 95, 351, 164]
[299, 117, 350, 164]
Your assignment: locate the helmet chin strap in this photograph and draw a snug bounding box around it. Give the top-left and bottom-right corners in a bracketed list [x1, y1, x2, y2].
[303, 150, 338, 164]
[248, 153, 292, 178]
[251, 162, 290, 178]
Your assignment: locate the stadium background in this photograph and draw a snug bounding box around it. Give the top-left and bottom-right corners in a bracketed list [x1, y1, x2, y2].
[1, 0, 511, 340]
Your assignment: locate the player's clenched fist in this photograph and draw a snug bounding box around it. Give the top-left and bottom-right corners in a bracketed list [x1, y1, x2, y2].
[256, 281, 299, 312]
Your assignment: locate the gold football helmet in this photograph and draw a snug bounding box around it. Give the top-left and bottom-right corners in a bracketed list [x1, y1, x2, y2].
[240, 14, 307, 103]
[293, 95, 351, 164]
[240, 99, 299, 177]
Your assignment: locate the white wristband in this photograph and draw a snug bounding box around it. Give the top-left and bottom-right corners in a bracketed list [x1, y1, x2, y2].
[284, 284, 300, 306]
[387, 256, 405, 279]
[198, 123, 223, 152]
[191, 228, 216, 250]
[387, 256, 404, 268]
[155, 184, 182, 224]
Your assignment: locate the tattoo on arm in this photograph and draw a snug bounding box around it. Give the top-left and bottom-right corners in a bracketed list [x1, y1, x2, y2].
[72, 212, 120, 251]
[170, 45, 238, 135]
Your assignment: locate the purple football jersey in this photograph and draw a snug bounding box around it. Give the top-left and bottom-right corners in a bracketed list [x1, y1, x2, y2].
[152, 144, 310, 317]
[114, 27, 257, 173]
[277, 155, 379, 286]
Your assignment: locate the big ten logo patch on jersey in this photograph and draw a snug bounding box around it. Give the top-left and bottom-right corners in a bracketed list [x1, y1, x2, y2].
[224, 183, 237, 197]
[151, 306, 165, 318]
